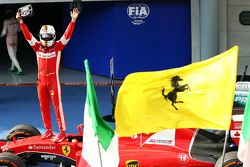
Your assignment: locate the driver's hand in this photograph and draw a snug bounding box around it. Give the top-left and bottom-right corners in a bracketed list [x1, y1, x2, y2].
[71, 8, 80, 22]
[16, 12, 23, 23]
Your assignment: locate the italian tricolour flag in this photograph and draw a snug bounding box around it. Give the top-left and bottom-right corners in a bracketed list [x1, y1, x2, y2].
[78, 60, 119, 167]
[238, 89, 250, 167]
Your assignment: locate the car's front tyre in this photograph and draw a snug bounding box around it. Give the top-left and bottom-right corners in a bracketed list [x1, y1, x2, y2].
[6, 124, 41, 141]
[0, 152, 26, 167]
[214, 151, 243, 167]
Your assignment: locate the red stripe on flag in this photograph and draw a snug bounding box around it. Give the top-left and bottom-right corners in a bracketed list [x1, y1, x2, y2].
[77, 156, 89, 167]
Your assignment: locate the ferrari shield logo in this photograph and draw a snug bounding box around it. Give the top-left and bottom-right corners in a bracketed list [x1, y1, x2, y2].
[126, 160, 139, 167]
[62, 145, 70, 156]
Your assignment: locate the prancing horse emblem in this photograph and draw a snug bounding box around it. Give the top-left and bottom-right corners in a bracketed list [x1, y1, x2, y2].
[162, 76, 190, 110]
[62, 145, 71, 156]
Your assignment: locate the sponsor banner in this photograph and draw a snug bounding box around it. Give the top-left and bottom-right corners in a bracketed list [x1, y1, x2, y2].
[235, 82, 250, 91]
[234, 90, 248, 107]
[28, 145, 56, 150]
[230, 130, 241, 139]
[144, 129, 175, 146]
[232, 114, 244, 122]
[40, 154, 57, 161]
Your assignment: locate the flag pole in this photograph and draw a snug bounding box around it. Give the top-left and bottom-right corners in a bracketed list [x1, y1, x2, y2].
[220, 130, 229, 167]
[140, 133, 143, 147]
[103, 57, 116, 122]
[97, 141, 104, 167]
[240, 65, 248, 81]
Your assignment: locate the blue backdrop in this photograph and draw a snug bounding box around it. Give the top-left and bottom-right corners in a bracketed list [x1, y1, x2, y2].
[63, 0, 191, 79]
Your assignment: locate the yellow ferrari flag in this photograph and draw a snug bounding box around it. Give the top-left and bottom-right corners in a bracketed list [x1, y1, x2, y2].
[115, 46, 238, 137]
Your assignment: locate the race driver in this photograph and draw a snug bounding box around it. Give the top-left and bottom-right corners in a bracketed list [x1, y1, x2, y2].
[16, 8, 80, 143]
[1, 9, 23, 75]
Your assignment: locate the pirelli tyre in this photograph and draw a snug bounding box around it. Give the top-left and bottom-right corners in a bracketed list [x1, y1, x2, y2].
[214, 151, 243, 167]
[0, 152, 26, 167]
[6, 124, 41, 141]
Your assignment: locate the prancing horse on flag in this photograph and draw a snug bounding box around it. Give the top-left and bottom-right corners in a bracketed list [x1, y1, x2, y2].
[162, 76, 190, 110]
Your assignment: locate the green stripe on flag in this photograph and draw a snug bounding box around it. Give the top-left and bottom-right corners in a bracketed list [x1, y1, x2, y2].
[84, 60, 115, 150]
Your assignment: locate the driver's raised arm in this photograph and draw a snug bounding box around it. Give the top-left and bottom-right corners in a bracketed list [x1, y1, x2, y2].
[58, 8, 80, 50]
[16, 11, 39, 52]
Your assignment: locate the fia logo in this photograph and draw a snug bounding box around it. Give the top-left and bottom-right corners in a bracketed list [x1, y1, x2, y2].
[127, 3, 150, 25]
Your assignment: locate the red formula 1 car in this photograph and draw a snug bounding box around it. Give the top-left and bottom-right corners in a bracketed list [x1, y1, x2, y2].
[0, 121, 242, 167]
[0, 82, 246, 167]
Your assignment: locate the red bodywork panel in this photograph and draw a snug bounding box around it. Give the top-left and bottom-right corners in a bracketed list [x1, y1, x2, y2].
[118, 129, 214, 167]
[0, 134, 82, 165]
[0, 129, 214, 167]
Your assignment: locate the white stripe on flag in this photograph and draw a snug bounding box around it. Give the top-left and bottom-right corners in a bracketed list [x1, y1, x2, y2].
[83, 102, 102, 166]
[238, 135, 250, 167]
[80, 60, 119, 167]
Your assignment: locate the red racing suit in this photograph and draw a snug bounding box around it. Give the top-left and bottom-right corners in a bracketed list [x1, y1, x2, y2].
[20, 21, 76, 132]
